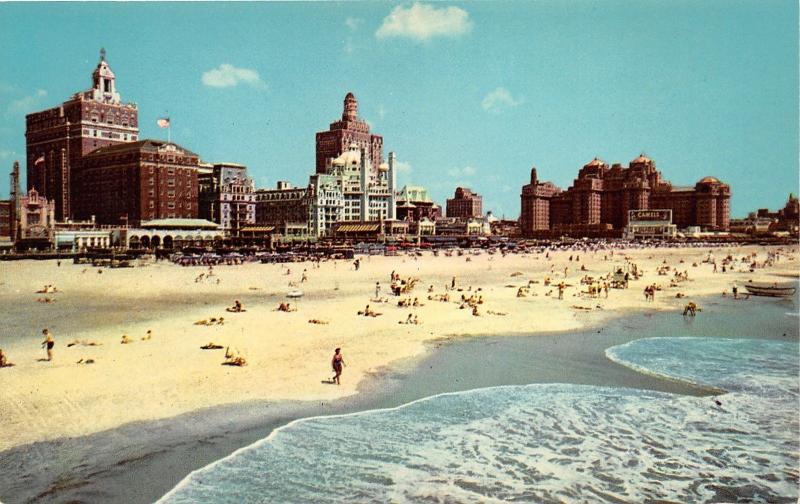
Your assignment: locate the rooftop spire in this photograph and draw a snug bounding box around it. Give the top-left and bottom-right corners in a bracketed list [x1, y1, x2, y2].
[100, 47, 106, 62]
[343, 92, 358, 121]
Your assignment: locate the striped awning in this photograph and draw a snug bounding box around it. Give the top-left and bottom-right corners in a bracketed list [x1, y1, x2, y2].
[240, 226, 276, 233]
[335, 223, 381, 233]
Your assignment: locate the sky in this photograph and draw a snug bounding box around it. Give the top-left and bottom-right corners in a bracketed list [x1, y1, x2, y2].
[0, 0, 797, 218]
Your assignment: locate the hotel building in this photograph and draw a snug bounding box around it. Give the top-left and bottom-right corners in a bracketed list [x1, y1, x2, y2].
[446, 187, 483, 220]
[198, 163, 256, 236]
[520, 154, 731, 237]
[316, 93, 383, 175]
[25, 49, 139, 220]
[77, 140, 199, 226]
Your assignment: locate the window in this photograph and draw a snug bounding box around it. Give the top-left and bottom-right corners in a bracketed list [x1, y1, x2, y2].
[104, 80, 111, 93]
[167, 179, 175, 187]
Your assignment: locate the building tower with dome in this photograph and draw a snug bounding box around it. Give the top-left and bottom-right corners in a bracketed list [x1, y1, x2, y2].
[520, 154, 731, 237]
[25, 49, 139, 220]
[315, 92, 383, 177]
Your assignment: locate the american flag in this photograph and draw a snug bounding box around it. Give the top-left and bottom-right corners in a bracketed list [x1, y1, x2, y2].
[34, 155, 45, 165]
[156, 118, 170, 128]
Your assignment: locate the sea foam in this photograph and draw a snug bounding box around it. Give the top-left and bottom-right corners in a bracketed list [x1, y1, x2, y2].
[160, 337, 799, 504]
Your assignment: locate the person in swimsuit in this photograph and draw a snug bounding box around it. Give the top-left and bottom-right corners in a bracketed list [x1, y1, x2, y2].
[41, 329, 54, 361]
[331, 348, 345, 385]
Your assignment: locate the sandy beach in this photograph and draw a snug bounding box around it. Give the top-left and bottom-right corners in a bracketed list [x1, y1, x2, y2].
[0, 244, 797, 455]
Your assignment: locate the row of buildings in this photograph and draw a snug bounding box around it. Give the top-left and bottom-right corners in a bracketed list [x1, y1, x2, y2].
[6, 50, 781, 252]
[1, 51, 494, 251]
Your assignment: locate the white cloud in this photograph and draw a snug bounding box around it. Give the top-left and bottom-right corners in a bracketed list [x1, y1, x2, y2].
[7, 89, 47, 115]
[202, 64, 266, 89]
[447, 166, 476, 178]
[345, 17, 363, 31]
[481, 87, 522, 114]
[376, 3, 473, 41]
[394, 160, 412, 173]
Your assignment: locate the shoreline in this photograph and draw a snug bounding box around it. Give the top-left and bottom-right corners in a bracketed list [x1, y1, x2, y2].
[2, 287, 797, 504]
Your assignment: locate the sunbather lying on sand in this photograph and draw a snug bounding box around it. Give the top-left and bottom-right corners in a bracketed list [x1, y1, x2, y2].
[308, 319, 329, 325]
[357, 304, 382, 317]
[222, 347, 247, 366]
[200, 343, 224, 350]
[120, 335, 133, 344]
[67, 339, 102, 347]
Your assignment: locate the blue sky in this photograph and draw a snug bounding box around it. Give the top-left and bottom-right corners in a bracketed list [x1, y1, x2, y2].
[0, 1, 797, 218]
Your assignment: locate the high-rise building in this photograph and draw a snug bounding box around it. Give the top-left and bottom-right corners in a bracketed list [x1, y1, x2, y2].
[519, 167, 560, 236]
[446, 187, 483, 220]
[315, 93, 383, 176]
[25, 49, 139, 220]
[519, 154, 731, 237]
[77, 140, 199, 226]
[199, 163, 256, 236]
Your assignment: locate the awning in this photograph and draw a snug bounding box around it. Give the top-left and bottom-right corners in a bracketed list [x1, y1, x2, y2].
[335, 223, 381, 233]
[240, 226, 276, 233]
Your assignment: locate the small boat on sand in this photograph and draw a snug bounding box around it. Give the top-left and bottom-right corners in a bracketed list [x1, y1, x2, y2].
[287, 290, 304, 298]
[743, 282, 797, 298]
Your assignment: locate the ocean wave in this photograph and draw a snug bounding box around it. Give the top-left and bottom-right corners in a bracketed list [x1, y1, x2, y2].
[160, 337, 799, 504]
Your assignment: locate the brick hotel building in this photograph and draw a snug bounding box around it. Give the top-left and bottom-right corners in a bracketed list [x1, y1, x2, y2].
[26, 49, 139, 220]
[316, 93, 383, 176]
[77, 140, 199, 226]
[446, 187, 483, 220]
[520, 154, 731, 237]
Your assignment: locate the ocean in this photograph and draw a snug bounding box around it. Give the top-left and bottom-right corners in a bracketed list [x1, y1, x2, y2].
[159, 327, 799, 502]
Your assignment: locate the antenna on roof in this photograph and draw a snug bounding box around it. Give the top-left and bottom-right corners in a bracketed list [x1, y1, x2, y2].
[100, 47, 106, 62]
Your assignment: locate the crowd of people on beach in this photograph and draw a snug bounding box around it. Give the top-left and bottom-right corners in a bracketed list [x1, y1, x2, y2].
[5, 244, 795, 396]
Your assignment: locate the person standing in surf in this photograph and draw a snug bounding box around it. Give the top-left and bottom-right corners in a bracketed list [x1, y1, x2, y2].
[331, 348, 345, 385]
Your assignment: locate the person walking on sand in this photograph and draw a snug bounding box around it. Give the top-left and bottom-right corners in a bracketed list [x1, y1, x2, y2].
[41, 329, 54, 361]
[331, 347, 345, 385]
[375, 282, 381, 299]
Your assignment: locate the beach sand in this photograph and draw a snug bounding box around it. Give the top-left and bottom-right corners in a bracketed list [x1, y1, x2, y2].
[0, 244, 797, 455]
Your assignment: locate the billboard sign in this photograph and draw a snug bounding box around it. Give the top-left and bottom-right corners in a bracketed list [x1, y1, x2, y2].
[629, 209, 672, 223]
